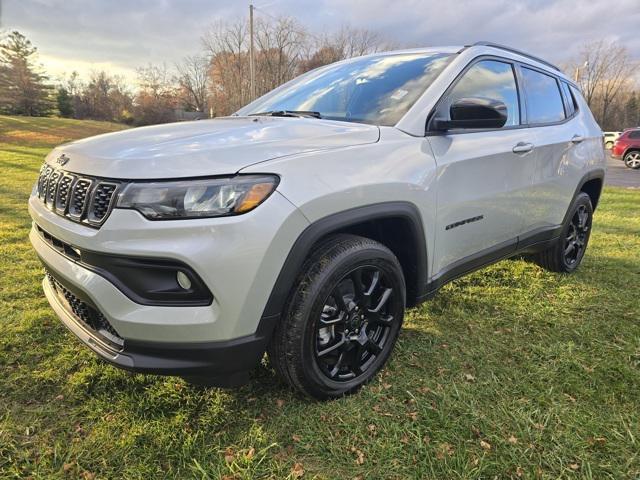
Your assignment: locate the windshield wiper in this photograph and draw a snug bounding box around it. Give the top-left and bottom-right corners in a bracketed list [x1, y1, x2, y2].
[248, 110, 322, 119]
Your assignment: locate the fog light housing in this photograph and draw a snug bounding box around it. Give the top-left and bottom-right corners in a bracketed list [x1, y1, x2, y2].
[176, 271, 192, 290]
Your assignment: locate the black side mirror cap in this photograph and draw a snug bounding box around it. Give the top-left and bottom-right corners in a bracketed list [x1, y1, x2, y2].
[430, 97, 508, 131]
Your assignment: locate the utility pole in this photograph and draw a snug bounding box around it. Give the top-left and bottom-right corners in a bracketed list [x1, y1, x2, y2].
[249, 4, 255, 101]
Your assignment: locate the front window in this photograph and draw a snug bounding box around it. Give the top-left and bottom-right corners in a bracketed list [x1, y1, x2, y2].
[439, 60, 521, 127]
[237, 52, 453, 126]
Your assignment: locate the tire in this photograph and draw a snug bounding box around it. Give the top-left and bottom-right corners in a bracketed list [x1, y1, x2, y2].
[533, 192, 593, 273]
[605, 141, 613, 149]
[624, 151, 640, 169]
[268, 234, 406, 399]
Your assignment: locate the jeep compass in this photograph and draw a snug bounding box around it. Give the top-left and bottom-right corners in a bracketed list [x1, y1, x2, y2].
[29, 42, 605, 399]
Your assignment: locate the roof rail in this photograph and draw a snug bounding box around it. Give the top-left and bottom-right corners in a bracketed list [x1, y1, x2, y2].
[468, 41, 561, 72]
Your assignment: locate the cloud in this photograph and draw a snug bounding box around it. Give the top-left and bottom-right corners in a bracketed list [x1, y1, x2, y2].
[5, 0, 639, 84]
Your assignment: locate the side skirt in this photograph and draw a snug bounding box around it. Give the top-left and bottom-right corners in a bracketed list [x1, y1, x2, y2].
[419, 225, 562, 301]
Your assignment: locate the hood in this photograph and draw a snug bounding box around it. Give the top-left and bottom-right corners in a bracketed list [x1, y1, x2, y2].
[45, 116, 380, 179]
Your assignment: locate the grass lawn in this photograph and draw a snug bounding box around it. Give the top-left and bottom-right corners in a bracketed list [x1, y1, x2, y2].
[1, 115, 639, 479]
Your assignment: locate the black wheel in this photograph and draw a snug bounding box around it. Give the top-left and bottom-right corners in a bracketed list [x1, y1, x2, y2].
[268, 234, 405, 399]
[605, 141, 613, 149]
[624, 151, 640, 169]
[533, 192, 593, 273]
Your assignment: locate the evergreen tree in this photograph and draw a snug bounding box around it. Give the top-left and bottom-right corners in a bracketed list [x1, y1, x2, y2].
[0, 31, 55, 116]
[625, 93, 639, 128]
[56, 86, 73, 117]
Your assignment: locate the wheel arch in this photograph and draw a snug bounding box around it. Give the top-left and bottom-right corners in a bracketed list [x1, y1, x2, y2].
[574, 168, 605, 215]
[259, 202, 428, 333]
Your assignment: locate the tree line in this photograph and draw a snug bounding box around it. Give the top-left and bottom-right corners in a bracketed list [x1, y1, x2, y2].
[0, 21, 638, 130]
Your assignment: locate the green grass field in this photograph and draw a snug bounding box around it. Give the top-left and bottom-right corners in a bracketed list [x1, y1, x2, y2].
[1, 115, 639, 479]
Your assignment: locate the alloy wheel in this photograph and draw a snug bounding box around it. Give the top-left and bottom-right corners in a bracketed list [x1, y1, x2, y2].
[625, 152, 640, 169]
[314, 266, 399, 382]
[563, 204, 591, 266]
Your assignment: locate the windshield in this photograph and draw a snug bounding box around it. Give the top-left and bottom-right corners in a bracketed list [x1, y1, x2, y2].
[237, 52, 453, 126]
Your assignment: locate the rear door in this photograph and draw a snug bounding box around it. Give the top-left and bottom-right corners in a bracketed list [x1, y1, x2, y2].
[520, 67, 586, 232]
[427, 58, 537, 279]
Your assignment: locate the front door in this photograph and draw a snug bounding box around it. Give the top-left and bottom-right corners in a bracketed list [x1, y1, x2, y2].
[427, 58, 536, 280]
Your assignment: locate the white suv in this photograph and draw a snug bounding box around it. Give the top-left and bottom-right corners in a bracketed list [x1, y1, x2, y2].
[29, 42, 605, 399]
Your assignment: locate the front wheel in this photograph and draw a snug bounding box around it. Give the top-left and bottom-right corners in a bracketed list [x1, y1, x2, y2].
[268, 234, 406, 399]
[624, 151, 640, 169]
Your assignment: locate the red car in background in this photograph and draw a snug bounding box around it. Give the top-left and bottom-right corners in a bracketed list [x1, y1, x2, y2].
[612, 128, 640, 169]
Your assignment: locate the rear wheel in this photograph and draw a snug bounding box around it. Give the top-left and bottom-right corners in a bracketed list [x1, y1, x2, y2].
[605, 141, 613, 149]
[268, 234, 405, 399]
[624, 151, 640, 169]
[533, 192, 593, 273]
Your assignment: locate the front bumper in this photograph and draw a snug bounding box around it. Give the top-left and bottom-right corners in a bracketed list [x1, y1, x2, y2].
[29, 190, 309, 379]
[42, 270, 273, 383]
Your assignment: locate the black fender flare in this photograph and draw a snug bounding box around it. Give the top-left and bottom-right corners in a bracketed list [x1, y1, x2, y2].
[255, 201, 428, 340]
[562, 168, 605, 225]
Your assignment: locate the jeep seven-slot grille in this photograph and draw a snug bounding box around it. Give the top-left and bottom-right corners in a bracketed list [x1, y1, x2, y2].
[36, 165, 119, 227]
[45, 269, 124, 349]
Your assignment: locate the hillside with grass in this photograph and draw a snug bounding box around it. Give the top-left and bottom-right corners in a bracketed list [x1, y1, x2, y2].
[0, 115, 639, 479]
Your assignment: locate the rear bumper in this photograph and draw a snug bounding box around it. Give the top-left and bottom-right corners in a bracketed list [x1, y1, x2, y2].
[43, 270, 277, 384]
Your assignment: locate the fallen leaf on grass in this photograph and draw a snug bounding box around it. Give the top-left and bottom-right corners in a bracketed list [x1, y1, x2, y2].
[224, 447, 235, 463]
[480, 440, 491, 450]
[276, 399, 285, 408]
[436, 442, 455, 459]
[569, 463, 580, 471]
[245, 447, 255, 460]
[508, 435, 518, 445]
[292, 434, 302, 442]
[464, 373, 476, 382]
[587, 436, 606, 446]
[406, 411, 418, 421]
[291, 462, 305, 478]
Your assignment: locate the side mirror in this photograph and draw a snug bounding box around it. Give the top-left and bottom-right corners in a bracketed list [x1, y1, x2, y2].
[432, 97, 508, 131]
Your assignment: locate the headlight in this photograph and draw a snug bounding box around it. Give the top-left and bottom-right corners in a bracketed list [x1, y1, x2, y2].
[116, 175, 279, 220]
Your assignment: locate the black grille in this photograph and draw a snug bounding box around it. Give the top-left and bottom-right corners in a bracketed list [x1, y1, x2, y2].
[89, 183, 117, 222]
[55, 174, 75, 213]
[45, 270, 124, 349]
[68, 178, 92, 217]
[46, 170, 61, 205]
[38, 165, 53, 199]
[35, 164, 119, 227]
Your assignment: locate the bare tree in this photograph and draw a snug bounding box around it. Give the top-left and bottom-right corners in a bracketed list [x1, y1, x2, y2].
[176, 55, 209, 113]
[200, 16, 392, 116]
[133, 63, 178, 125]
[298, 25, 390, 73]
[202, 19, 250, 114]
[254, 16, 306, 94]
[571, 40, 637, 129]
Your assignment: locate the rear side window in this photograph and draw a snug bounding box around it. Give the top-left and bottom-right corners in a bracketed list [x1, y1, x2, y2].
[444, 60, 520, 127]
[522, 67, 565, 124]
[629, 131, 640, 139]
[559, 81, 577, 117]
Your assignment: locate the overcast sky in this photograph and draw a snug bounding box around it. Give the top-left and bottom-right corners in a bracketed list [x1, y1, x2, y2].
[3, 0, 640, 84]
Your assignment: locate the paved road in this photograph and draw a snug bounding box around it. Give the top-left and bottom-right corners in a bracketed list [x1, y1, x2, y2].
[605, 151, 640, 188]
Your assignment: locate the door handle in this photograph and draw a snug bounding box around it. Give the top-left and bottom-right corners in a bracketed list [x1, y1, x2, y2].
[571, 134, 584, 144]
[512, 142, 534, 154]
